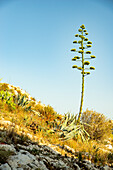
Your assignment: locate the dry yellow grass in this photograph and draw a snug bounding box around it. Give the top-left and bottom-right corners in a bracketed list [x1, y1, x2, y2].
[0, 83, 113, 166]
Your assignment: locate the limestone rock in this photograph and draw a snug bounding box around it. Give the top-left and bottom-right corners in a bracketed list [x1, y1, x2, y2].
[0, 144, 16, 153]
[0, 163, 11, 170]
[7, 150, 36, 169]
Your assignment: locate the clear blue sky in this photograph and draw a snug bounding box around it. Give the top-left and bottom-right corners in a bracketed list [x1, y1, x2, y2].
[0, 0, 113, 119]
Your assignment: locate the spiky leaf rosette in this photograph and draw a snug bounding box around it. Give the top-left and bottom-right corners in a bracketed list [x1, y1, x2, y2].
[56, 113, 90, 141]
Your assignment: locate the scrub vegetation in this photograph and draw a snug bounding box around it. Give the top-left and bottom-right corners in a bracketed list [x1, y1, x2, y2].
[0, 82, 113, 166]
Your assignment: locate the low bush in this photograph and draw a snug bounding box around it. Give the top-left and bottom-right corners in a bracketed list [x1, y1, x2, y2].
[81, 109, 112, 141]
[0, 150, 15, 163]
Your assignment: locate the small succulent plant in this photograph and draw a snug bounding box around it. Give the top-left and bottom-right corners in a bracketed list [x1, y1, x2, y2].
[51, 113, 90, 142]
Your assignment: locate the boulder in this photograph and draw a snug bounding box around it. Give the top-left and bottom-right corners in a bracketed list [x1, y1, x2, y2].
[0, 163, 11, 170]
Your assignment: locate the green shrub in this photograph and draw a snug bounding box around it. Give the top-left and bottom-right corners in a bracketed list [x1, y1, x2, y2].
[108, 153, 113, 163]
[81, 109, 112, 140]
[43, 105, 57, 121]
[0, 83, 9, 91]
[0, 150, 15, 163]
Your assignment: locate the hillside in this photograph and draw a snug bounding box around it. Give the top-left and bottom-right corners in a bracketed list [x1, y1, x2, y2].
[0, 83, 113, 169]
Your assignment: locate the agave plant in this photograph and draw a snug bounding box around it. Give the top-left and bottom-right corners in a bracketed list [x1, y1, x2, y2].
[60, 113, 90, 141]
[71, 24, 96, 124]
[13, 94, 31, 111]
[0, 90, 16, 109]
[51, 113, 90, 142]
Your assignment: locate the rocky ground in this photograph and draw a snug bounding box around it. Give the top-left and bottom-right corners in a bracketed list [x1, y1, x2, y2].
[0, 141, 113, 170]
[0, 118, 113, 169]
[0, 83, 113, 169]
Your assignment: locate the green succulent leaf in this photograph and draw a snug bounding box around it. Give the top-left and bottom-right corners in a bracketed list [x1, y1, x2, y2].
[61, 116, 69, 130]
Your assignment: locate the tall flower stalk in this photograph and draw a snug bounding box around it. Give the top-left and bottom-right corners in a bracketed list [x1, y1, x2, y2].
[71, 24, 96, 123]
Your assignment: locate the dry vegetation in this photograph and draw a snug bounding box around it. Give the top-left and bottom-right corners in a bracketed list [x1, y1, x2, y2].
[0, 83, 113, 166]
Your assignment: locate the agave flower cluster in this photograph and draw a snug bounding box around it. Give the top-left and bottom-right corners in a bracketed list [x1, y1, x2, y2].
[71, 24, 96, 76]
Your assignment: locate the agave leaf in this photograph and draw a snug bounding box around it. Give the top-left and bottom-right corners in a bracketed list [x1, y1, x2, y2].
[82, 128, 90, 137]
[23, 99, 29, 106]
[82, 122, 91, 127]
[78, 130, 86, 142]
[64, 126, 80, 137]
[68, 118, 76, 127]
[63, 131, 76, 140]
[17, 94, 20, 101]
[47, 129, 55, 134]
[61, 116, 69, 130]
[20, 96, 25, 106]
[64, 124, 76, 132]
